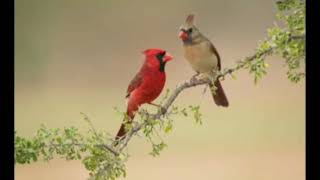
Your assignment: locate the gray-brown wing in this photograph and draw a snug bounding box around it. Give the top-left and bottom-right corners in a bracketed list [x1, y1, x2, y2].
[126, 72, 143, 98]
[208, 41, 221, 70]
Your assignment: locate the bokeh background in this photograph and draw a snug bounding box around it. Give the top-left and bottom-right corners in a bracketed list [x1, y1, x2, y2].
[15, 0, 305, 180]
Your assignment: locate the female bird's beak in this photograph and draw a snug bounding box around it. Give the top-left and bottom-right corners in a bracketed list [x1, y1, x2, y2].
[179, 31, 188, 41]
[163, 53, 173, 62]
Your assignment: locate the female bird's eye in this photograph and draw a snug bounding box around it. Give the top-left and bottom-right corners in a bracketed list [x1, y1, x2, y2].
[188, 28, 193, 33]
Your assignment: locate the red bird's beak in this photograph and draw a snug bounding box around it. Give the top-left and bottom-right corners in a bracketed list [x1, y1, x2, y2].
[179, 31, 188, 41]
[163, 53, 173, 62]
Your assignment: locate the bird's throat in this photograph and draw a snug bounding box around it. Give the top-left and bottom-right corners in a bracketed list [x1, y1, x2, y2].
[159, 61, 166, 72]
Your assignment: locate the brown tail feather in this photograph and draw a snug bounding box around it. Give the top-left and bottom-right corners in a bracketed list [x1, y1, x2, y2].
[209, 80, 229, 107]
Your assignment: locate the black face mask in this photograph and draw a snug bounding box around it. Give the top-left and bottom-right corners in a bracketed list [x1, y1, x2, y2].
[156, 52, 167, 72]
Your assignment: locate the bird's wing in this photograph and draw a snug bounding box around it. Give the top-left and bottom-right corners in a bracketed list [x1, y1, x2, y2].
[208, 41, 222, 70]
[126, 72, 144, 98]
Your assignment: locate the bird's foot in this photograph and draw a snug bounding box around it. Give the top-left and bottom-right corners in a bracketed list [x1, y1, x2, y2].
[148, 103, 166, 114]
[196, 73, 212, 83]
[192, 72, 200, 78]
[159, 107, 167, 114]
[190, 72, 200, 84]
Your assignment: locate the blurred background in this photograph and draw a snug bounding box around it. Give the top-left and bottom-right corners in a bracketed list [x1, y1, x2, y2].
[15, 0, 305, 180]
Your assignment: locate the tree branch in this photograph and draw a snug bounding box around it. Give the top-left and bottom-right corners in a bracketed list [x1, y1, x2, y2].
[115, 47, 276, 153]
[45, 142, 119, 156]
[106, 34, 305, 155]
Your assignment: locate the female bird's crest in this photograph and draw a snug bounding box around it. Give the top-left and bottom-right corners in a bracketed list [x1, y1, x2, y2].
[186, 14, 195, 25]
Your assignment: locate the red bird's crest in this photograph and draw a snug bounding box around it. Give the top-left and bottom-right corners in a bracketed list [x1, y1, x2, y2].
[142, 48, 166, 56]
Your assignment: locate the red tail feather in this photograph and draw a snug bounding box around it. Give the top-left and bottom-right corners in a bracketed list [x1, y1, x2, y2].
[115, 123, 127, 140]
[115, 110, 135, 141]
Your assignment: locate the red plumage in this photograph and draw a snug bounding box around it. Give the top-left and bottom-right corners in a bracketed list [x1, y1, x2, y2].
[115, 48, 173, 140]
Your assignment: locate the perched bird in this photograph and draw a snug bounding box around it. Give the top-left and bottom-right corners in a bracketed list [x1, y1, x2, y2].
[115, 48, 173, 140]
[178, 14, 229, 107]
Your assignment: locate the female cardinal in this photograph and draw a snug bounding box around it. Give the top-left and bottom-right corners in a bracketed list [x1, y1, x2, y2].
[115, 48, 173, 140]
[178, 14, 229, 107]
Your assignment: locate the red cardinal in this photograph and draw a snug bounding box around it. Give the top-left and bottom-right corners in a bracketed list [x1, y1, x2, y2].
[115, 48, 173, 140]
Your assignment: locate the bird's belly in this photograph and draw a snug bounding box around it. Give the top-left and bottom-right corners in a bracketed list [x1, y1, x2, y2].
[188, 56, 217, 73]
[140, 85, 163, 102]
[130, 75, 165, 106]
[184, 43, 218, 73]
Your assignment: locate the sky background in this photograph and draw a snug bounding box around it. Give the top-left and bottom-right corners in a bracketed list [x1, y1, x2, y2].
[15, 0, 305, 179]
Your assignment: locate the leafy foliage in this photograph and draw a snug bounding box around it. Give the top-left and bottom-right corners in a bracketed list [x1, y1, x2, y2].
[15, 118, 128, 180]
[241, 0, 305, 83]
[15, 1, 305, 179]
[15, 102, 204, 180]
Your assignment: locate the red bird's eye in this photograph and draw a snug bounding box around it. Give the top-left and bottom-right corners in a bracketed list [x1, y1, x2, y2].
[156, 51, 166, 61]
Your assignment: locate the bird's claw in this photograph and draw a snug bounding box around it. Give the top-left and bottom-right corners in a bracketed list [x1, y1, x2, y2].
[148, 103, 167, 114]
[190, 73, 200, 84]
[159, 107, 167, 114]
[190, 77, 197, 84]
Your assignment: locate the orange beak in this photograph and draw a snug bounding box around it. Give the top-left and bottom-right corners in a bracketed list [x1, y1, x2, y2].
[179, 31, 188, 41]
[163, 53, 173, 62]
